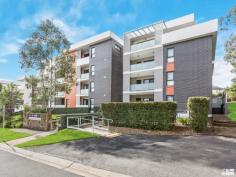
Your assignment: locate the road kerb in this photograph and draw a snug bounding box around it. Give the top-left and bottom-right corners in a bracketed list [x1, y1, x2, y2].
[0, 143, 132, 177]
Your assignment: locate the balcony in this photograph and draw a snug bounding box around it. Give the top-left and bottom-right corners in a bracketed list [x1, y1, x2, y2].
[80, 73, 89, 80]
[55, 92, 65, 97]
[130, 39, 155, 52]
[56, 78, 64, 83]
[77, 104, 89, 108]
[80, 89, 89, 96]
[130, 61, 155, 71]
[77, 56, 89, 66]
[130, 83, 154, 91]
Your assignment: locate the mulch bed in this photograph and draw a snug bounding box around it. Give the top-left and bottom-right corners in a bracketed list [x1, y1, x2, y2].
[109, 125, 236, 138]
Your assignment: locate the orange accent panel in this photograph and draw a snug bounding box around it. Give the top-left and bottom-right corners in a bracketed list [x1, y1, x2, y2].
[65, 85, 76, 108]
[166, 62, 175, 72]
[166, 86, 174, 95]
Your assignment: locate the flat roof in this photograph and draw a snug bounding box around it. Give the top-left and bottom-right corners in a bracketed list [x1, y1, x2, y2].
[70, 31, 123, 51]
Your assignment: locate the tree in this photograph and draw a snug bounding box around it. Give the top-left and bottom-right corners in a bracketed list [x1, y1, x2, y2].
[24, 75, 40, 109]
[19, 19, 75, 112]
[0, 83, 23, 113]
[220, 6, 236, 76]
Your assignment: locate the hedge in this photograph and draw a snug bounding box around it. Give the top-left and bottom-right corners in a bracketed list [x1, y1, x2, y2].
[101, 102, 177, 130]
[187, 97, 210, 132]
[51, 107, 89, 114]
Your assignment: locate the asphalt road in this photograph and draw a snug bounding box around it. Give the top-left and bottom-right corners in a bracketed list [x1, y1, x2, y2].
[27, 135, 236, 177]
[0, 150, 82, 177]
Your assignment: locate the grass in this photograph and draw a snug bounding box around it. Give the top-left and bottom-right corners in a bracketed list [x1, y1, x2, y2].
[17, 129, 97, 148]
[0, 128, 31, 142]
[227, 102, 236, 122]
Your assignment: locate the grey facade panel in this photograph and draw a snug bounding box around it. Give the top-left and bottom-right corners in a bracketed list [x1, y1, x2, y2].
[89, 39, 123, 106]
[163, 36, 213, 111]
[111, 41, 123, 102]
[89, 40, 113, 106]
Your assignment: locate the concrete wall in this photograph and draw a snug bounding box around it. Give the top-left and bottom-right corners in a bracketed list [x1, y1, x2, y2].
[163, 36, 213, 111]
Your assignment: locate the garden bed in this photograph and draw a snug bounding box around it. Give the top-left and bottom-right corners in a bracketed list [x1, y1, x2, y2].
[110, 125, 236, 138]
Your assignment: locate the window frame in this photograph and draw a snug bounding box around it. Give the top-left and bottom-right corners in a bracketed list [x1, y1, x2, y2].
[91, 65, 95, 76]
[167, 48, 174, 63]
[90, 98, 94, 108]
[167, 72, 174, 86]
[90, 81, 94, 92]
[91, 47, 95, 58]
[166, 96, 174, 101]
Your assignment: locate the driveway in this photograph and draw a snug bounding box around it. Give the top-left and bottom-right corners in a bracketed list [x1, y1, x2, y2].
[27, 135, 236, 177]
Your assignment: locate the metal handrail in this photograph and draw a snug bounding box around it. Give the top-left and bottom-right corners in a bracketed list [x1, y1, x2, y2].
[66, 114, 113, 133]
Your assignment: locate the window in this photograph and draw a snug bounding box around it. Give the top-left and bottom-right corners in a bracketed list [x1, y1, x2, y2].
[167, 48, 174, 62]
[167, 96, 174, 101]
[143, 78, 154, 84]
[91, 65, 95, 76]
[90, 82, 94, 92]
[114, 44, 121, 51]
[167, 72, 174, 86]
[136, 80, 142, 84]
[90, 98, 94, 108]
[82, 99, 88, 105]
[136, 98, 142, 102]
[91, 47, 95, 58]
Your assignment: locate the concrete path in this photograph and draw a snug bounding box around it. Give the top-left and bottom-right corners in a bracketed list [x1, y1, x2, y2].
[13, 128, 45, 135]
[0, 149, 82, 177]
[8, 130, 56, 146]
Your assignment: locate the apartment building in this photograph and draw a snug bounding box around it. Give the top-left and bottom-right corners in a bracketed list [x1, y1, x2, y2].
[62, 31, 123, 108]
[123, 14, 218, 111]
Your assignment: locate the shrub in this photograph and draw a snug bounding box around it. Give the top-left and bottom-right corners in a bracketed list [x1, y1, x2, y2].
[187, 97, 210, 132]
[101, 102, 177, 130]
[176, 117, 191, 126]
[51, 107, 89, 114]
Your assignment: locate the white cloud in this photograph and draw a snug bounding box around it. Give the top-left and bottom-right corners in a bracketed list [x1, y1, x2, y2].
[68, 0, 87, 21]
[53, 19, 96, 42]
[106, 12, 136, 25]
[0, 43, 19, 57]
[0, 58, 8, 63]
[213, 58, 234, 88]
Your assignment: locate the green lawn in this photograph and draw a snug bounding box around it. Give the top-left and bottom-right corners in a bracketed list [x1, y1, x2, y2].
[0, 128, 31, 142]
[17, 129, 97, 148]
[227, 102, 236, 122]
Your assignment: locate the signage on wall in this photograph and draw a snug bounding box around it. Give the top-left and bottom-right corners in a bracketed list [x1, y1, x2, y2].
[27, 114, 41, 121]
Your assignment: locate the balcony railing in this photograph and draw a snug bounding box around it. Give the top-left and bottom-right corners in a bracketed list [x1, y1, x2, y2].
[80, 89, 89, 96]
[130, 83, 154, 91]
[77, 56, 89, 66]
[80, 73, 89, 80]
[130, 39, 155, 52]
[55, 92, 65, 97]
[130, 61, 155, 71]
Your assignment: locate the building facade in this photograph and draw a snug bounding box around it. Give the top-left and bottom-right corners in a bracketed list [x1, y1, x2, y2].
[123, 14, 217, 111]
[55, 31, 123, 108]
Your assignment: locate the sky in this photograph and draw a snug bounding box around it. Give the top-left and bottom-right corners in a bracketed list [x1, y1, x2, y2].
[0, 0, 235, 87]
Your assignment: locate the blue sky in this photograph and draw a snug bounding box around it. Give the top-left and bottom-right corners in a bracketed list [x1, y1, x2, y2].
[0, 0, 235, 87]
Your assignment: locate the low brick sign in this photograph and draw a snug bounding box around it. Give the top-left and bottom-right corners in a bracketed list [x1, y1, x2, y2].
[23, 113, 51, 131]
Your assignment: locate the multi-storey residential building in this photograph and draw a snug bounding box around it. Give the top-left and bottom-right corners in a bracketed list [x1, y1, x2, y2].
[63, 31, 123, 108]
[123, 14, 218, 111]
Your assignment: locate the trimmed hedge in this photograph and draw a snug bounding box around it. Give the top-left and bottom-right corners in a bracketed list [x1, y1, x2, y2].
[187, 97, 210, 132]
[101, 102, 177, 130]
[52, 107, 89, 114]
